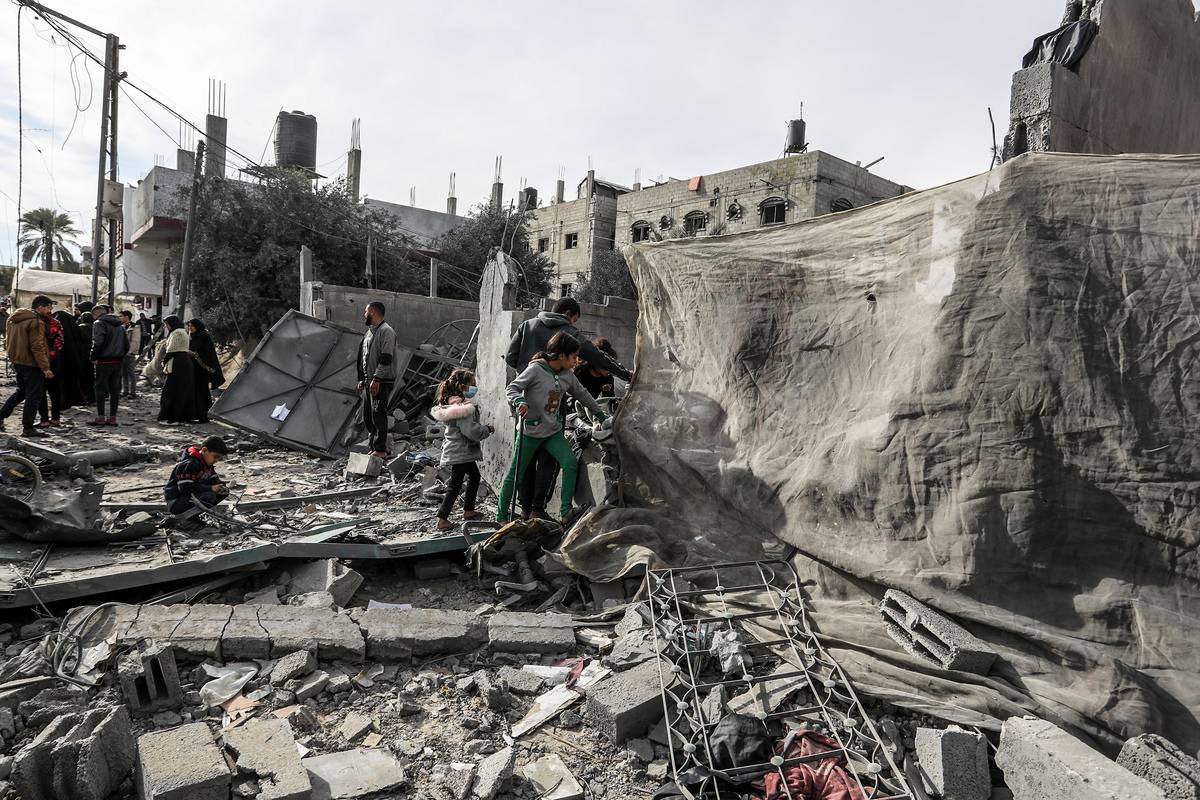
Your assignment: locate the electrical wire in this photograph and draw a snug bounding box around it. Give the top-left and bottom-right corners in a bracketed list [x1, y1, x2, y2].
[16, 4, 25, 245]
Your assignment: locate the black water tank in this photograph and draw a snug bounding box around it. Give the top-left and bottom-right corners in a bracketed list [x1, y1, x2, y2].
[275, 110, 318, 170]
[785, 119, 807, 154]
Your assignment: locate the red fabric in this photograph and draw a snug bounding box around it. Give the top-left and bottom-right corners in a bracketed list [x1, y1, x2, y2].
[752, 730, 869, 800]
[45, 316, 64, 358]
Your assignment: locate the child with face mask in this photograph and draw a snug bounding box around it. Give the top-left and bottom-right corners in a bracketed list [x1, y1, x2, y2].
[430, 368, 494, 531]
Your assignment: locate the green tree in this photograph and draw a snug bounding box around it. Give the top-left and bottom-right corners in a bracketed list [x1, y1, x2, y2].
[574, 249, 637, 303]
[435, 201, 553, 305]
[17, 208, 82, 273]
[180, 169, 425, 344]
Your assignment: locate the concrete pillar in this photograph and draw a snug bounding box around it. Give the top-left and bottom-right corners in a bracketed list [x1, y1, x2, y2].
[204, 114, 227, 179]
[446, 196, 457, 216]
[346, 148, 362, 202]
[632, 181, 641, 191]
[491, 182, 504, 211]
[586, 169, 595, 199]
[176, 149, 195, 173]
[555, 179, 565, 203]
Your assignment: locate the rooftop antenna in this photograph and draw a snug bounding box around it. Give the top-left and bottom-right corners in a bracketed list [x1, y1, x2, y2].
[409, 186, 416, 206]
[448, 172, 455, 196]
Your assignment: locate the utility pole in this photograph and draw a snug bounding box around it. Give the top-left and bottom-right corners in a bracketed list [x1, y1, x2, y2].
[177, 140, 205, 318]
[17, 3, 122, 304]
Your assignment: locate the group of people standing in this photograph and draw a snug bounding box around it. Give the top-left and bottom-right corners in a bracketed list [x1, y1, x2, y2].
[428, 296, 630, 528]
[0, 294, 224, 436]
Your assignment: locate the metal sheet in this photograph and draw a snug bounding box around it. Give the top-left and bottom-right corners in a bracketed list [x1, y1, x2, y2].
[277, 528, 494, 560]
[100, 486, 383, 514]
[210, 310, 363, 458]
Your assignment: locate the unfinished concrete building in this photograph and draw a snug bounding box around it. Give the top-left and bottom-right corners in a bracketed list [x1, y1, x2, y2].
[1002, 0, 1200, 159]
[523, 171, 628, 295]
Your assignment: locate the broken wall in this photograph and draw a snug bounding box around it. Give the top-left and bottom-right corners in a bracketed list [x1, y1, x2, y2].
[614, 152, 1200, 754]
[1004, 0, 1200, 158]
[302, 282, 479, 350]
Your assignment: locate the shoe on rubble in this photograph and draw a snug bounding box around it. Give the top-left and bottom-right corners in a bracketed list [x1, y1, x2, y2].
[87, 417, 106, 426]
[436, 517, 453, 531]
[21, 428, 48, 438]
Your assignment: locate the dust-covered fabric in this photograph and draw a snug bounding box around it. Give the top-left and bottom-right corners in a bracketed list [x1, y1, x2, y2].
[590, 152, 1200, 753]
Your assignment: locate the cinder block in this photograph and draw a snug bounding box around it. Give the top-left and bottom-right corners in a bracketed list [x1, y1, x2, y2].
[52, 706, 135, 800]
[256, 605, 365, 661]
[171, 605, 233, 660]
[270, 650, 317, 686]
[221, 604, 272, 660]
[585, 658, 668, 744]
[289, 559, 363, 607]
[996, 716, 1167, 800]
[1117, 734, 1200, 800]
[136, 722, 231, 800]
[488, 612, 575, 654]
[11, 713, 82, 800]
[345, 452, 383, 479]
[224, 718, 311, 800]
[120, 605, 190, 649]
[915, 725, 990, 800]
[361, 608, 487, 660]
[119, 643, 183, 713]
[879, 590, 997, 674]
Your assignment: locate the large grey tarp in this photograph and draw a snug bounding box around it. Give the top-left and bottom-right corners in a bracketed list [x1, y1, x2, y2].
[598, 152, 1200, 754]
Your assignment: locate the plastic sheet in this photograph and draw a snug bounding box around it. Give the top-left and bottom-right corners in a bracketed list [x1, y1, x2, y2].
[590, 153, 1200, 753]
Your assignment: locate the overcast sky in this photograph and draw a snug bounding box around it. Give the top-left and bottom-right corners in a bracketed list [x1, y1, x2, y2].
[1, 0, 1063, 268]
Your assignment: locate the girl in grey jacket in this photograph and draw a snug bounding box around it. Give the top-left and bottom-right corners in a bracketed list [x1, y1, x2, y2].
[498, 332, 608, 522]
[430, 368, 493, 531]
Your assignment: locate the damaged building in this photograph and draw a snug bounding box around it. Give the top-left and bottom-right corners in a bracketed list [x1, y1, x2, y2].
[3, 0, 1200, 799]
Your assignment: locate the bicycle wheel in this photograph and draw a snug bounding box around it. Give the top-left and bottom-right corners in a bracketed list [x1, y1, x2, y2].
[0, 454, 42, 501]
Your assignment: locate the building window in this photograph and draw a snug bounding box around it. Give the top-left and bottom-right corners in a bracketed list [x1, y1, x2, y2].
[683, 211, 707, 235]
[760, 197, 786, 225]
[631, 221, 651, 243]
[565, 232, 579, 250]
[560, 283, 573, 297]
[830, 197, 855, 213]
[537, 237, 549, 253]
[659, 215, 673, 230]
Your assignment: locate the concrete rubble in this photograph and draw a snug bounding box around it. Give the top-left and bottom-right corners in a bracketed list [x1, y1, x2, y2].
[1117, 734, 1200, 800]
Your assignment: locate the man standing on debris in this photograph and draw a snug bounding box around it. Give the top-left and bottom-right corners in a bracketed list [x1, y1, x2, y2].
[163, 434, 229, 514]
[0, 294, 55, 438]
[504, 297, 631, 518]
[89, 304, 129, 426]
[75, 301, 96, 404]
[357, 301, 398, 458]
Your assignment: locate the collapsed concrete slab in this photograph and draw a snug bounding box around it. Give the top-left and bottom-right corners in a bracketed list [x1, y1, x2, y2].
[996, 717, 1167, 799]
[488, 611, 575, 654]
[1117, 734, 1200, 800]
[136, 722, 231, 800]
[879, 590, 997, 675]
[224, 718, 312, 800]
[303, 748, 406, 800]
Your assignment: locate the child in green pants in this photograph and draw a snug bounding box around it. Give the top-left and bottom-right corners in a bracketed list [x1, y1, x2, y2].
[497, 332, 608, 522]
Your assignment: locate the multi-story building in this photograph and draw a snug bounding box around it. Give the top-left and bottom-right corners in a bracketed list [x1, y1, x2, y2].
[525, 172, 628, 295]
[526, 152, 908, 294]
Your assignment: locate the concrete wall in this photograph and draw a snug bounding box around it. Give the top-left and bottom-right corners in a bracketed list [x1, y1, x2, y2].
[1003, 0, 1200, 159]
[614, 151, 908, 250]
[364, 198, 467, 249]
[302, 281, 478, 350]
[525, 196, 595, 290]
[128, 166, 189, 244]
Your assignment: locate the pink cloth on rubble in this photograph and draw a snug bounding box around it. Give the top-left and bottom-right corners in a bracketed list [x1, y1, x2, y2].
[752, 730, 869, 800]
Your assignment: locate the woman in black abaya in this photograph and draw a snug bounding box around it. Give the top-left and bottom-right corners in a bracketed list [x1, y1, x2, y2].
[187, 319, 224, 423]
[157, 316, 197, 424]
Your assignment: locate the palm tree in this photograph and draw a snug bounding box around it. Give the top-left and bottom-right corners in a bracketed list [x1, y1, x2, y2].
[17, 208, 82, 273]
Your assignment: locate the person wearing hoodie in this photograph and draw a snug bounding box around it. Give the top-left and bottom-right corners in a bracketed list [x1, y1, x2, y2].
[89, 304, 129, 426]
[0, 295, 55, 437]
[430, 368, 494, 531]
[163, 434, 229, 514]
[498, 332, 608, 522]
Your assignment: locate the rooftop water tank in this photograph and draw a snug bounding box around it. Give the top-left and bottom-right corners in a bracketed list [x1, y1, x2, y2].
[785, 119, 807, 154]
[275, 110, 318, 170]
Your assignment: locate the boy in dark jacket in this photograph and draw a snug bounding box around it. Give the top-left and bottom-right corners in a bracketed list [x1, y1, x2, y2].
[164, 435, 230, 514]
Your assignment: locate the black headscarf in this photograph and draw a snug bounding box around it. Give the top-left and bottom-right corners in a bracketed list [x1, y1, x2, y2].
[163, 315, 184, 331]
[187, 318, 206, 332]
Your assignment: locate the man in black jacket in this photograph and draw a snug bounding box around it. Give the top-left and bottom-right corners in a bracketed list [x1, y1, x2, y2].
[503, 297, 632, 518]
[89, 304, 129, 426]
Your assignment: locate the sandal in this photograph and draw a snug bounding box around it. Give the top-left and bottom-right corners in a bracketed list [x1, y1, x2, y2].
[462, 511, 482, 521]
[435, 517, 453, 531]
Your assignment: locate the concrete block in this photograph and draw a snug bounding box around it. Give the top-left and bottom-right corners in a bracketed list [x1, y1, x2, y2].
[224, 605, 365, 662]
[11, 712, 81, 800]
[51, 706, 135, 800]
[224, 718, 311, 800]
[289, 559, 363, 607]
[0, 676, 57, 711]
[119, 643, 183, 713]
[472, 746, 514, 800]
[270, 650, 317, 686]
[472, 670, 513, 710]
[879, 590, 997, 674]
[171, 605, 233, 660]
[291, 670, 330, 702]
[303, 748, 406, 800]
[496, 666, 544, 696]
[413, 557, 452, 581]
[1117, 734, 1200, 800]
[221, 604, 273, 660]
[135, 722, 231, 800]
[488, 612, 575, 654]
[361, 608, 487, 660]
[345, 452, 383, 478]
[18, 685, 87, 729]
[337, 711, 372, 741]
[915, 725, 990, 800]
[120, 605, 190, 649]
[585, 658, 668, 744]
[996, 716, 1167, 800]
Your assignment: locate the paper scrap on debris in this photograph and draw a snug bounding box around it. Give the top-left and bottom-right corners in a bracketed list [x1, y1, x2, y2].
[271, 403, 290, 421]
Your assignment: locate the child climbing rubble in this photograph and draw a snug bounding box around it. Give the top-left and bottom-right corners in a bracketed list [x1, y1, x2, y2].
[430, 368, 493, 531]
[163, 434, 230, 515]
